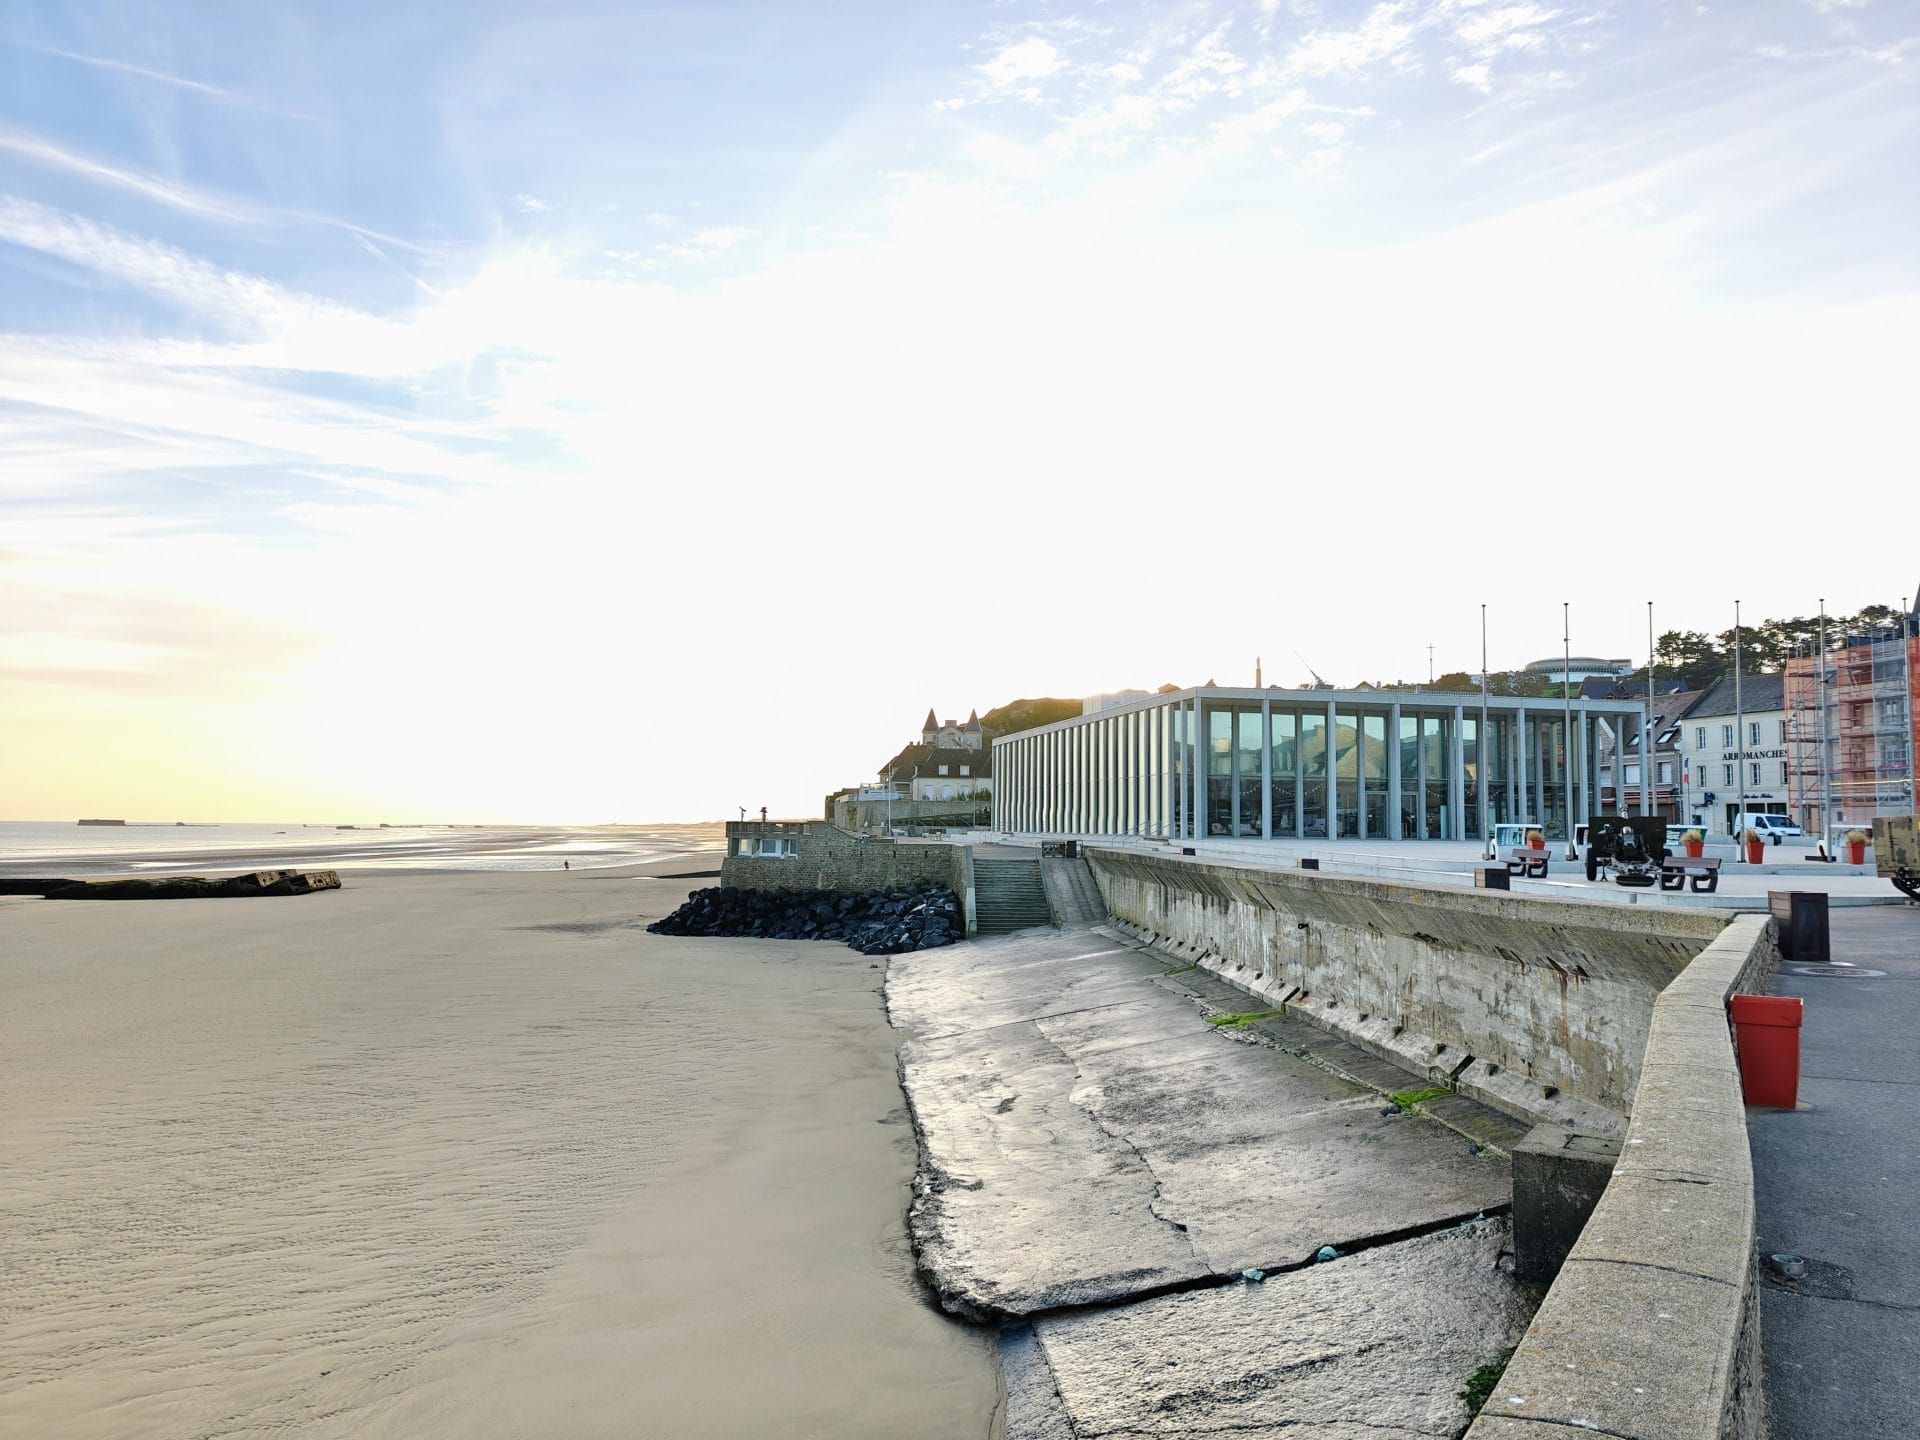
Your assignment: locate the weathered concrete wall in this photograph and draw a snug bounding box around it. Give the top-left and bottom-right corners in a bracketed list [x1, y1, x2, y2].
[1088, 849, 1730, 1127]
[723, 825, 974, 933]
[1467, 913, 1778, 1440]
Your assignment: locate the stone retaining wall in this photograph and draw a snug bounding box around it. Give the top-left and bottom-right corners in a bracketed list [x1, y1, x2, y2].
[1087, 849, 1728, 1127]
[1465, 913, 1778, 1440]
[723, 825, 974, 934]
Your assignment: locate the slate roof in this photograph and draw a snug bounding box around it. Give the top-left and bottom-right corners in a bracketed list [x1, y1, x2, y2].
[880, 744, 993, 783]
[1612, 688, 1706, 753]
[1688, 672, 1786, 718]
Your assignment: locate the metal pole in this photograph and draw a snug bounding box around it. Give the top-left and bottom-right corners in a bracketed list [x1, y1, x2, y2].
[1735, 599, 1747, 856]
[1480, 604, 1492, 858]
[1818, 599, 1831, 849]
[1559, 599, 1574, 856]
[1648, 600, 1657, 820]
[1904, 593, 1917, 820]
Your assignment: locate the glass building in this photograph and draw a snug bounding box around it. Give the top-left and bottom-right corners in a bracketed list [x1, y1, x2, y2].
[991, 686, 1652, 842]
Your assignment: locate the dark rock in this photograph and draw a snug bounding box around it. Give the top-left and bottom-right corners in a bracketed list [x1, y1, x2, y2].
[647, 882, 962, 955]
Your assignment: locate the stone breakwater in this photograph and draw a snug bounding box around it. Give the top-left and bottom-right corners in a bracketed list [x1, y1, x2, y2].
[647, 883, 962, 955]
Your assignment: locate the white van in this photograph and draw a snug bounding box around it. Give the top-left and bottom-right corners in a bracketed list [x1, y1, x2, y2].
[1734, 813, 1803, 845]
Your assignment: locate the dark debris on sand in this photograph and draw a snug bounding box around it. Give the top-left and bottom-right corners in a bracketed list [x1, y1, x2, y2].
[647, 883, 962, 955]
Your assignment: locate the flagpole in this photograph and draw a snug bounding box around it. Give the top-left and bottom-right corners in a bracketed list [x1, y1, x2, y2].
[1480, 604, 1492, 858]
[1735, 600, 1747, 857]
[1563, 602, 1578, 858]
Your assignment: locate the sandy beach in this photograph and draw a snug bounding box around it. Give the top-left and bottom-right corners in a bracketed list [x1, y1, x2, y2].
[0, 862, 1001, 1439]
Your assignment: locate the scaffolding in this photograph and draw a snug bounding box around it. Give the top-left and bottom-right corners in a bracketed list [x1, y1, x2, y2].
[1785, 604, 1918, 836]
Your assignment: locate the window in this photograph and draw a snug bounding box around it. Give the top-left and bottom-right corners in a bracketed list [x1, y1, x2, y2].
[1779, 761, 1789, 785]
[1695, 726, 1706, 749]
[1776, 719, 1787, 745]
[937, 765, 949, 776]
[739, 836, 795, 858]
[1658, 761, 1673, 783]
[1724, 764, 1735, 786]
[1625, 764, 1641, 784]
[1749, 721, 1761, 745]
[1721, 724, 1734, 747]
[1750, 761, 1762, 785]
[959, 765, 970, 777]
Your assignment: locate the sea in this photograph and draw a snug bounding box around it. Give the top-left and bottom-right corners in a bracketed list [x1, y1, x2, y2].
[0, 820, 726, 875]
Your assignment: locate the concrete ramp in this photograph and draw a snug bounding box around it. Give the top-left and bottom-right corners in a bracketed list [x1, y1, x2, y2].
[1040, 856, 1104, 927]
[889, 925, 1535, 1437]
[889, 927, 1516, 1319]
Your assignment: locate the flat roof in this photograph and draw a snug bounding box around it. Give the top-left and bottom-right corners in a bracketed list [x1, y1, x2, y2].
[992, 684, 1649, 742]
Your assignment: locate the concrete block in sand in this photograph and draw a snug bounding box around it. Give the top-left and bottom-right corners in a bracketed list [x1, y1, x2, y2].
[39, 870, 342, 899]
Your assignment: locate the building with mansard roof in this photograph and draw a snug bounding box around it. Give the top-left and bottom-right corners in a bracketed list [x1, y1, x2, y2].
[878, 708, 993, 803]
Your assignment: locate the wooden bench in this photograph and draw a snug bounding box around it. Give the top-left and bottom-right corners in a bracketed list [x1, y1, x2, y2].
[1506, 848, 1550, 879]
[1659, 857, 1722, 893]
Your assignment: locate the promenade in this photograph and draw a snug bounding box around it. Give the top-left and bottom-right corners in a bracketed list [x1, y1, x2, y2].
[1750, 904, 1920, 1439]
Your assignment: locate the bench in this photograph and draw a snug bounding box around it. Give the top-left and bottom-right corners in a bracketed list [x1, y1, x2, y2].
[1506, 848, 1550, 879]
[1659, 856, 1721, 893]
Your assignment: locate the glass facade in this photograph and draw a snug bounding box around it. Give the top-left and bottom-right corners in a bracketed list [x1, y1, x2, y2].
[1270, 710, 1298, 837]
[990, 688, 1638, 841]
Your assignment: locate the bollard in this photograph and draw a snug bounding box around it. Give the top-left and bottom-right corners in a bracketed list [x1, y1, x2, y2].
[1729, 994, 1803, 1107]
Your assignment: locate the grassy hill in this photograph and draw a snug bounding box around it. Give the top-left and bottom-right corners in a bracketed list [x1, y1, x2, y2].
[978, 697, 1083, 739]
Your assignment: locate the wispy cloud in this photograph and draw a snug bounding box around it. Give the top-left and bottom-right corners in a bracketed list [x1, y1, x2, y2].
[13, 41, 309, 117]
[0, 127, 426, 249]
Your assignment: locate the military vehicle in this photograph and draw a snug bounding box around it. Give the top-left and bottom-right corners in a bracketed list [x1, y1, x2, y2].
[1872, 815, 1919, 902]
[1583, 814, 1671, 887]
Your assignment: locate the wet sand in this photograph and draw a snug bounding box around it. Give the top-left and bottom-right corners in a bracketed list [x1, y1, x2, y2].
[0, 864, 1001, 1439]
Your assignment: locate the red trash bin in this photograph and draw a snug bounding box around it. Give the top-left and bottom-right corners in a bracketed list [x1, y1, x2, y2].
[1729, 994, 1803, 1108]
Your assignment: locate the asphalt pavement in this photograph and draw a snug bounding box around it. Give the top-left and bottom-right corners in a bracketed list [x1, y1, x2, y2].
[1749, 903, 1920, 1440]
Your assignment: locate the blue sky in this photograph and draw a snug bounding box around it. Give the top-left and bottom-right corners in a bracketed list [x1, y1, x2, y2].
[2, 1, 1915, 820]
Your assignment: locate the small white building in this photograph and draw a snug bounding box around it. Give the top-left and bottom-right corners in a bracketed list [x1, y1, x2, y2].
[1673, 674, 1789, 838]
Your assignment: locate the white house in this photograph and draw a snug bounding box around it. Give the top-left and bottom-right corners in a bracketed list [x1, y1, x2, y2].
[1674, 674, 1789, 838]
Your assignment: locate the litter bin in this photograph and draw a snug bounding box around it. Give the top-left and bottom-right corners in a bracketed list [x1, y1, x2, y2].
[1729, 994, 1803, 1108]
[1767, 891, 1829, 965]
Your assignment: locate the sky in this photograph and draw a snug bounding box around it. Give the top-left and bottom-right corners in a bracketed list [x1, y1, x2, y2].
[2, 0, 1916, 823]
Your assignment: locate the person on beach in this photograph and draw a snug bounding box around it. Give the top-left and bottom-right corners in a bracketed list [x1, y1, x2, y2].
[563, 860, 570, 870]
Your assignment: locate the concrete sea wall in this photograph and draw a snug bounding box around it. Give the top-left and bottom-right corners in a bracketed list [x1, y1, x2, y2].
[1467, 913, 1777, 1440]
[1085, 849, 1777, 1440]
[1088, 850, 1729, 1127]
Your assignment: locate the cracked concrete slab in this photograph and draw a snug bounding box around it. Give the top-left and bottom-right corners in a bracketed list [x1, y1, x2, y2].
[892, 927, 1515, 1319]
[1009, 1219, 1535, 1440]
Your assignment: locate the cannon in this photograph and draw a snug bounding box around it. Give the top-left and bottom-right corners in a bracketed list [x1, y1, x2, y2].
[1582, 815, 1670, 887]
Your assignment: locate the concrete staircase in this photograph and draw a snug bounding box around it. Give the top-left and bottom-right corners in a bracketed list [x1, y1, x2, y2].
[1041, 857, 1106, 928]
[973, 858, 1053, 934]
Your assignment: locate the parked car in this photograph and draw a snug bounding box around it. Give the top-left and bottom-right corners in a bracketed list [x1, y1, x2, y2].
[1734, 813, 1803, 845]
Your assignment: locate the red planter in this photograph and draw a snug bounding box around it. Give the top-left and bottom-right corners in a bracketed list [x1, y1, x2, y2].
[1745, 838, 1766, 864]
[1848, 841, 1867, 865]
[1527, 837, 1546, 851]
[1730, 994, 1803, 1108]
[1684, 840, 1705, 858]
